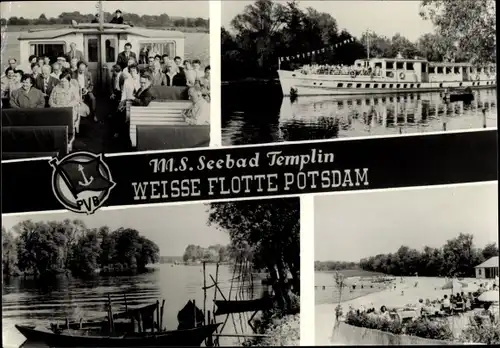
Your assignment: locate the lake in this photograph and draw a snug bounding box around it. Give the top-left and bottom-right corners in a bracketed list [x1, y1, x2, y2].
[2, 263, 267, 348]
[221, 82, 497, 146]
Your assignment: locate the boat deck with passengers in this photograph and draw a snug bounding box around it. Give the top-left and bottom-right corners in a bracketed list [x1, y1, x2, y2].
[2, 21, 209, 160]
[278, 57, 496, 97]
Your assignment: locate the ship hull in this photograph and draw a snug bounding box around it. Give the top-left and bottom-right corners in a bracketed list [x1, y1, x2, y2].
[278, 70, 497, 96]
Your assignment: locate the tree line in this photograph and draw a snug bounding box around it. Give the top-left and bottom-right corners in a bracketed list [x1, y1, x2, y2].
[221, 0, 495, 81]
[1, 11, 209, 30]
[357, 233, 497, 277]
[182, 243, 234, 263]
[208, 198, 300, 312]
[2, 219, 160, 278]
[314, 261, 359, 272]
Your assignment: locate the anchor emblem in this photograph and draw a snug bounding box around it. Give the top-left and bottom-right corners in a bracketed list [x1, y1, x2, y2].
[78, 164, 94, 187]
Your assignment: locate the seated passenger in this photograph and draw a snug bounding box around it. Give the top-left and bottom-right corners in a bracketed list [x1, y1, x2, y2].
[73, 61, 97, 121]
[130, 72, 154, 106]
[70, 58, 79, 73]
[151, 61, 167, 86]
[110, 9, 124, 24]
[35, 65, 59, 107]
[165, 64, 185, 87]
[8, 70, 24, 98]
[31, 63, 41, 79]
[120, 64, 141, 103]
[183, 86, 210, 125]
[49, 72, 89, 124]
[110, 64, 123, 105]
[183, 60, 196, 87]
[117, 42, 137, 70]
[1, 67, 15, 99]
[51, 62, 63, 79]
[192, 59, 204, 81]
[10, 74, 45, 109]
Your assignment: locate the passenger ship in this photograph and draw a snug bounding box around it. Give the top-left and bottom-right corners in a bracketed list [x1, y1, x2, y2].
[278, 58, 497, 97]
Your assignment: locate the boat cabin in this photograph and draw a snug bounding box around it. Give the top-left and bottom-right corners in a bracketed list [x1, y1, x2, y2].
[354, 58, 496, 83]
[18, 23, 185, 91]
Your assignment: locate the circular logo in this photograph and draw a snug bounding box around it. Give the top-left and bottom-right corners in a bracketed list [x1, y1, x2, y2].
[49, 152, 116, 214]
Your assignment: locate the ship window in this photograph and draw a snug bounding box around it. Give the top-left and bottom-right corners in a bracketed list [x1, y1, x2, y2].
[87, 38, 99, 63]
[429, 66, 435, 73]
[356, 83, 362, 88]
[403, 84, 407, 88]
[445, 67, 452, 74]
[416, 84, 420, 88]
[347, 83, 353, 88]
[459, 82, 463, 87]
[386, 61, 394, 69]
[375, 62, 382, 69]
[373, 84, 379, 88]
[138, 41, 177, 63]
[366, 99, 371, 105]
[491, 66, 496, 73]
[439, 83, 443, 88]
[477, 67, 482, 73]
[337, 83, 344, 88]
[410, 84, 414, 88]
[105, 39, 118, 63]
[396, 84, 400, 88]
[406, 63, 414, 70]
[437, 67, 443, 74]
[365, 84, 370, 88]
[381, 84, 386, 88]
[453, 67, 460, 74]
[29, 42, 65, 63]
[396, 62, 404, 69]
[422, 64, 427, 73]
[389, 84, 393, 88]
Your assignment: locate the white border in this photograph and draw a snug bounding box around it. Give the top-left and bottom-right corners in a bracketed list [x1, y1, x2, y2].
[300, 194, 315, 346]
[209, 0, 222, 147]
[1, 127, 495, 164]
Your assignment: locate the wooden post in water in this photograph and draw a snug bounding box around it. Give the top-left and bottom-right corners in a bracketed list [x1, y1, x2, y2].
[206, 311, 213, 347]
[193, 299, 197, 328]
[160, 300, 165, 331]
[203, 261, 207, 325]
[107, 294, 115, 333]
[156, 300, 160, 333]
[482, 109, 487, 128]
[442, 121, 447, 131]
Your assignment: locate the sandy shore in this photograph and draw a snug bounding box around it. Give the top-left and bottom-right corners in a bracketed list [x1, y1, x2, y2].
[315, 277, 484, 345]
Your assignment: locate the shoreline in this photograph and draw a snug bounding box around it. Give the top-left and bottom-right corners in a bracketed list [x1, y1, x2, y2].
[1, 24, 208, 33]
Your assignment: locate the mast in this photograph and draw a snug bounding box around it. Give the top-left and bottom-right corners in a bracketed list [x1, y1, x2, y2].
[98, 0, 104, 31]
[366, 29, 370, 60]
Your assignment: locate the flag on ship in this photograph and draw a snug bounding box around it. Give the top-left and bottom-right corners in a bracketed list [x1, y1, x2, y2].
[279, 37, 356, 62]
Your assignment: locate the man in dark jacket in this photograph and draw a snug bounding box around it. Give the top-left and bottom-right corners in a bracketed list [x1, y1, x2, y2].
[35, 65, 59, 106]
[110, 10, 124, 24]
[116, 43, 136, 70]
[131, 73, 154, 106]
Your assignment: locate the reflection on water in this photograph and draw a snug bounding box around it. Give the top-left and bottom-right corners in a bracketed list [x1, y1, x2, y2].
[2, 264, 265, 348]
[222, 83, 497, 145]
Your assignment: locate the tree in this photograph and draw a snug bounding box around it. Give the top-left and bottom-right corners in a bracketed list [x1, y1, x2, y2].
[482, 243, 499, 260]
[208, 198, 300, 311]
[420, 0, 496, 64]
[2, 227, 19, 276]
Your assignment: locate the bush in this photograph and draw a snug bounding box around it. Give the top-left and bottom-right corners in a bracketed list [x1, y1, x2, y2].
[459, 315, 500, 345]
[404, 317, 453, 340]
[345, 311, 403, 334]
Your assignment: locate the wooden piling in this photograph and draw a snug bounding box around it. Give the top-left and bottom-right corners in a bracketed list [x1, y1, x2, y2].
[160, 299, 165, 331]
[483, 109, 487, 128]
[156, 300, 160, 333]
[193, 299, 197, 328]
[206, 311, 213, 346]
[210, 274, 228, 301]
[203, 261, 207, 325]
[107, 294, 115, 333]
[442, 121, 447, 131]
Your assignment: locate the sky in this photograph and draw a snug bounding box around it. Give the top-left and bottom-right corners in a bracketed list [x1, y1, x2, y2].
[222, 0, 435, 41]
[0, 1, 208, 19]
[2, 203, 230, 256]
[315, 183, 499, 262]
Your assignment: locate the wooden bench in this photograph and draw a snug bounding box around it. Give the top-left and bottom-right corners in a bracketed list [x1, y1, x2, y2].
[128, 100, 194, 148]
[2, 126, 69, 158]
[136, 124, 210, 151]
[2, 107, 75, 150]
[2, 151, 59, 161]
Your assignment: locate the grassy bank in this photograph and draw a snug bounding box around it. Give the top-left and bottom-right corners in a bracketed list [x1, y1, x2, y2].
[245, 313, 300, 346]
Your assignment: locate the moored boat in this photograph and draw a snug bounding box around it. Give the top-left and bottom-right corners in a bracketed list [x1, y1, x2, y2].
[15, 323, 221, 347]
[278, 57, 496, 97]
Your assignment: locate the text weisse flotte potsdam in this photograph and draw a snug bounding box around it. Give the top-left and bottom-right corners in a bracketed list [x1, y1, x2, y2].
[131, 169, 369, 201]
[148, 149, 335, 173]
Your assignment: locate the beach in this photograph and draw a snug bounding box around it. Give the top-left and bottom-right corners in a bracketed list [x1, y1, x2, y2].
[315, 276, 488, 345]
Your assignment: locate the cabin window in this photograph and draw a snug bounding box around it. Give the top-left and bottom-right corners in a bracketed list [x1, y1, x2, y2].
[29, 42, 66, 63]
[477, 67, 482, 73]
[437, 67, 443, 74]
[337, 83, 344, 88]
[375, 62, 382, 69]
[416, 84, 420, 88]
[445, 67, 452, 74]
[389, 84, 393, 88]
[396, 84, 400, 88]
[406, 63, 414, 71]
[410, 84, 414, 88]
[365, 84, 370, 88]
[422, 64, 427, 73]
[429, 66, 435, 74]
[453, 67, 460, 74]
[386, 61, 394, 70]
[347, 83, 353, 88]
[491, 66, 496, 73]
[381, 84, 386, 88]
[396, 62, 404, 70]
[105, 39, 118, 63]
[138, 41, 176, 61]
[356, 83, 362, 88]
[373, 84, 379, 88]
[87, 38, 99, 63]
[403, 84, 407, 88]
[365, 99, 371, 105]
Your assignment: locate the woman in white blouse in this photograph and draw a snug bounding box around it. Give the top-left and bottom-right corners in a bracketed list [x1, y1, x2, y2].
[120, 64, 141, 103]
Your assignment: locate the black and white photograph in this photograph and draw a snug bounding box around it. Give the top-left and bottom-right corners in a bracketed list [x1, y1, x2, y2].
[221, 0, 496, 145]
[314, 183, 499, 345]
[1, 1, 210, 159]
[2, 198, 300, 347]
